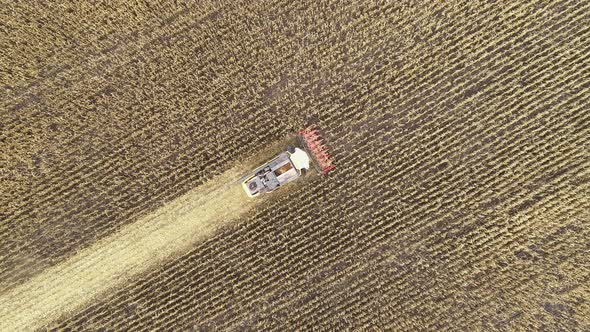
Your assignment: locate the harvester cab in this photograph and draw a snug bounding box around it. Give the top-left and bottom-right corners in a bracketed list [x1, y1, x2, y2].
[240, 126, 336, 198]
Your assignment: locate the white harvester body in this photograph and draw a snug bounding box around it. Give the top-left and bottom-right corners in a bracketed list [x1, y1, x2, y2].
[239, 125, 336, 198]
[241, 147, 310, 198]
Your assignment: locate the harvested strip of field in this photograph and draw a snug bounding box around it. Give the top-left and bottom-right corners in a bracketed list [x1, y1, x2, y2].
[0, 167, 255, 331]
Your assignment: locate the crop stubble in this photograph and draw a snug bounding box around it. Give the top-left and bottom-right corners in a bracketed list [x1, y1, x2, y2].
[1, 0, 589, 330]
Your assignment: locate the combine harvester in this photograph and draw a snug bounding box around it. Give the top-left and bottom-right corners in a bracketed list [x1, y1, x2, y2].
[240, 125, 336, 197]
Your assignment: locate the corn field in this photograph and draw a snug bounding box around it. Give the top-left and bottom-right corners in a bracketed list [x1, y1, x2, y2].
[1, 0, 589, 330]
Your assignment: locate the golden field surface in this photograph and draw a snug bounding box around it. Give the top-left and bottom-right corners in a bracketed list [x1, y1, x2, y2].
[1, 0, 589, 330]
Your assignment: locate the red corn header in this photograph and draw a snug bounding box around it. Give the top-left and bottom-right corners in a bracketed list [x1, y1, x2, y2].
[297, 125, 336, 175]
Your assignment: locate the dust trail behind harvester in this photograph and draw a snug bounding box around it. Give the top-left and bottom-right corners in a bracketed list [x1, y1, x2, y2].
[0, 166, 257, 331]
